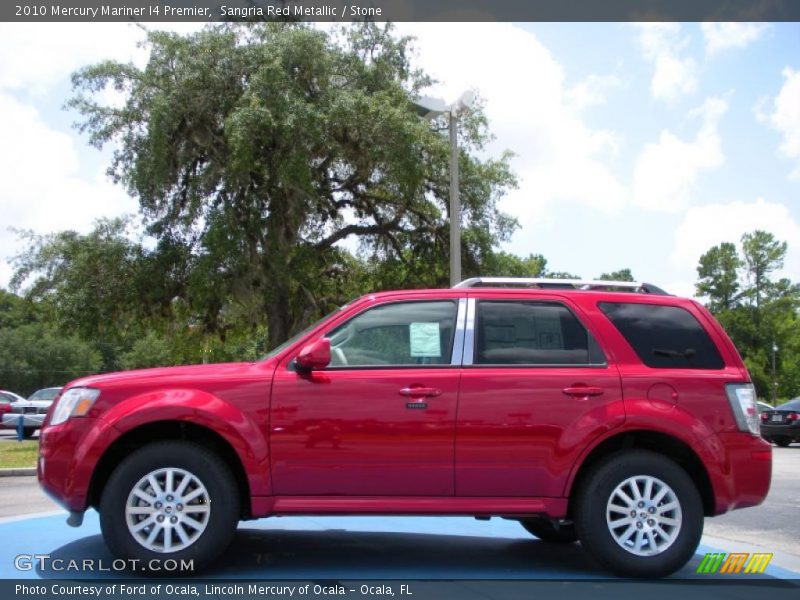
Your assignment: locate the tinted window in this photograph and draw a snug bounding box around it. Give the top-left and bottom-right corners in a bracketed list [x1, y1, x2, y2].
[776, 398, 800, 411]
[475, 301, 605, 365]
[599, 302, 724, 369]
[327, 301, 457, 367]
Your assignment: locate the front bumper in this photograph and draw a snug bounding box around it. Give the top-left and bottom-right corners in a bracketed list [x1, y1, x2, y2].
[1, 414, 46, 429]
[37, 417, 113, 512]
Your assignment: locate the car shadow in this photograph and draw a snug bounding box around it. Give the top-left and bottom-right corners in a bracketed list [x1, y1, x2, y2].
[36, 528, 606, 579]
[35, 527, 788, 582]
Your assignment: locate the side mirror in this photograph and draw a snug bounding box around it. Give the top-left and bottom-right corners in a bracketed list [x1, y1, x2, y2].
[295, 338, 331, 370]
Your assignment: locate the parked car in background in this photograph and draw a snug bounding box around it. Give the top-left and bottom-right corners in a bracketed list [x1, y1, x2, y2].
[760, 397, 800, 447]
[0, 390, 25, 417]
[2, 387, 62, 438]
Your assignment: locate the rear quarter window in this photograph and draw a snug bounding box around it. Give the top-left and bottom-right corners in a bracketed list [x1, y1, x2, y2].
[599, 302, 724, 370]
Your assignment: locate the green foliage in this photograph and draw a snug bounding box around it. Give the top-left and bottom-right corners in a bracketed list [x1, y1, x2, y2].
[0, 323, 102, 396]
[696, 242, 740, 312]
[696, 230, 800, 400]
[598, 269, 635, 282]
[67, 22, 517, 348]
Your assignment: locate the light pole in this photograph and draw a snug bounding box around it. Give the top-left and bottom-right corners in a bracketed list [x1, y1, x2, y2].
[771, 342, 778, 404]
[412, 91, 475, 287]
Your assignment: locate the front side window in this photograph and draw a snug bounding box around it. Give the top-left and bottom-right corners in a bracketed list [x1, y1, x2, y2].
[474, 301, 605, 366]
[599, 302, 724, 369]
[327, 301, 458, 367]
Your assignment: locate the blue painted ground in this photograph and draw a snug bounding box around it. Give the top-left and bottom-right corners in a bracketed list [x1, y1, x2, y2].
[0, 510, 797, 580]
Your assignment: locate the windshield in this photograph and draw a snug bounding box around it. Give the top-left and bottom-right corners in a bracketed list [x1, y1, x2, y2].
[776, 398, 800, 411]
[28, 388, 61, 402]
[262, 304, 350, 360]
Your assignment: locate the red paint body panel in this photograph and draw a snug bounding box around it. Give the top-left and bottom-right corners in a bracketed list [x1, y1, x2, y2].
[270, 367, 459, 495]
[456, 367, 624, 497]
[37, 287, 770, 524]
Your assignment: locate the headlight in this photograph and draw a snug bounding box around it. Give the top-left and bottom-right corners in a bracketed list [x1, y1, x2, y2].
[50, 388, 101, 426]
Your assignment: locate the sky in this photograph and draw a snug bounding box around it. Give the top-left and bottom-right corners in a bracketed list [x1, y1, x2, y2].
[0, 22, 798, 299]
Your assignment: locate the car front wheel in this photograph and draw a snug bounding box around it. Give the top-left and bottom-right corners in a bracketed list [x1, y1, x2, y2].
[574, 450, 703, 578]
[100, 441, 239, 574]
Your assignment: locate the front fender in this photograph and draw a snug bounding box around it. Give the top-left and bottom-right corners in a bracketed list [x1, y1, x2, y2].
[101, 388, 270, 493]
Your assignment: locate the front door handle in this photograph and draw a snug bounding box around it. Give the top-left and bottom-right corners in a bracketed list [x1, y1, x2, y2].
[562, 386, 604, 398]
[399, 387, 442, 398]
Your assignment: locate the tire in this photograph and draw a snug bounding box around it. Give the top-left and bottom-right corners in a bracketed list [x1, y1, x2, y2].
[519, 518, 578, 543]
[22, 428, 37, 439]
[574, 450, 703, 578]
[99, 441, 240, 574]
[773, 438, 791, 447]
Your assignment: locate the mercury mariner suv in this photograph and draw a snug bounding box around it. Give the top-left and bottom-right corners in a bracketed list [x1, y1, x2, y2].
[38, 278, 771, 577]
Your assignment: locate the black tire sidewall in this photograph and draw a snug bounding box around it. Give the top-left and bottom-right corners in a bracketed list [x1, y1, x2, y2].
[99, 441, 239, 574]
[575, 450, 703, 578]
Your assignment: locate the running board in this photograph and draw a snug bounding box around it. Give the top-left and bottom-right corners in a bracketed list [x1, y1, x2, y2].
[251, 496, 568, 518]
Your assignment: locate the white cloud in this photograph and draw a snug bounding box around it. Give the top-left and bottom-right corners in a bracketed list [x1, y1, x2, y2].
[701, 23, 768, 56]
[0, 22, 208, 288]
[758, 67, 800, 179]
[671, 198, 800, 279]
[0, 92, 137, 286]
[395, 23, 627, 256]
[634, 23, 697, 102]
[0, 23, 146, 95]
[632, 97, 727, 212]
[565, 74, 623, 112]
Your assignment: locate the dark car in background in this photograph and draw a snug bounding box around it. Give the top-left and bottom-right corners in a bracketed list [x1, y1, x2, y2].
[760, 397, 800, 447]
[1, 387, 62, 438]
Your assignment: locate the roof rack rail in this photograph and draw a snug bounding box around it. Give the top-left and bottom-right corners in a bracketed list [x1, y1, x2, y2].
[453, 277, 670, 295]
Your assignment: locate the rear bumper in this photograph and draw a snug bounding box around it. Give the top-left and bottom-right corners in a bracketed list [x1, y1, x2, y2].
[707, 431, 771, 515]
[760, 423, 800, 440]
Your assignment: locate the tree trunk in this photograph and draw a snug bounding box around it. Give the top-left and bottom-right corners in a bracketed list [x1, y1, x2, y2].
[266, 291, 292, 351]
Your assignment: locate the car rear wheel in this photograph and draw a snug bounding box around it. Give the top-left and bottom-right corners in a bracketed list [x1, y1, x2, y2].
[100, 441, 239, 574]
[519, 517, 578, 543]
[574, 450, 703, 578]
[22, 428, 37, 439]
[773, 438, 791, 447]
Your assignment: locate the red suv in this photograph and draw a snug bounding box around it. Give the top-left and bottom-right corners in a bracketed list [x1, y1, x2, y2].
[38, 278, 771, 577]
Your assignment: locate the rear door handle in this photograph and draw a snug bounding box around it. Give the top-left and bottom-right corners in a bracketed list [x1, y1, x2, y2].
[399, 387, 442, 398]
[562, 386, 604, 398]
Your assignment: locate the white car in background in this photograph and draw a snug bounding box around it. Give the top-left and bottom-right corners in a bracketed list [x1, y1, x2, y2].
[1, 387, 62, 438]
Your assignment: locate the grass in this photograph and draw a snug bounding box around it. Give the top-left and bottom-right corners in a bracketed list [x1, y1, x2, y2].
[0, 440, 39, 469]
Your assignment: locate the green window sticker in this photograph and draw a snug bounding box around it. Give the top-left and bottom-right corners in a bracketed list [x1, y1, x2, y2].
[409, 322, 442, 357]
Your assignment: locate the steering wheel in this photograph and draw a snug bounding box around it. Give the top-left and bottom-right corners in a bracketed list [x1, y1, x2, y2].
[332, 347, 348, 366]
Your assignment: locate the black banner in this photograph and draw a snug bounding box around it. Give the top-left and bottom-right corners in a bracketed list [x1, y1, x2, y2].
[4, 579, 800, 600]
[3, 0, 800, 23]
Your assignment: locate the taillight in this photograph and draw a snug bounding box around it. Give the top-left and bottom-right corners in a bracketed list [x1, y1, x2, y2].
[725, 383, 759, 435]
[760, 412, 769, 421]
[788, 413, 799, 422]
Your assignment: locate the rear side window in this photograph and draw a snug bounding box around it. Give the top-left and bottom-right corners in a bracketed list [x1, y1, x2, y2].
[599, 302, 724, 369]
[475, 301, 606, 365]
